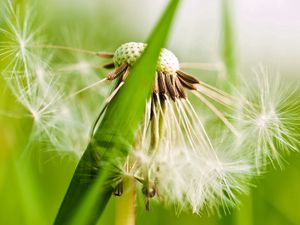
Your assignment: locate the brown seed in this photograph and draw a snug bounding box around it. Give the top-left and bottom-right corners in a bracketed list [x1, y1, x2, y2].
[106, 63, 127, 80]
[176, 70, 200, 84]
[158, 72, 167, 96]
[165, 75, 177, 100]
[102, 62, 115, 69]
[96, 51, 114, 58]
[178, 75, 197, 90]
[175, 77, 186, 98]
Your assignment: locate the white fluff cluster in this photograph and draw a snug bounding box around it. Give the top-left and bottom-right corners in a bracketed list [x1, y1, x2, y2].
[0, 2, 106, 157]
[232, 66, 299, 170]
[128, 98, 252, 213]
[124, 65, 299, 213]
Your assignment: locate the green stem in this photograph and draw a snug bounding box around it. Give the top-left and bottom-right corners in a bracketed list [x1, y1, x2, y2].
[221, 0, 237, 90]
[115, 176, 137, 225]
[150, 98, 165, 150]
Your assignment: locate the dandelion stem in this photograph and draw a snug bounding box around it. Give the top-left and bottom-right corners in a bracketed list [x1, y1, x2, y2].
[150, 96, 166, 150]
[115, 176, 136, 225]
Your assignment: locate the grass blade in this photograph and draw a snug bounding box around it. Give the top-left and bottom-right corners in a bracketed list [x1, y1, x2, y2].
[221, 0, 236, 88]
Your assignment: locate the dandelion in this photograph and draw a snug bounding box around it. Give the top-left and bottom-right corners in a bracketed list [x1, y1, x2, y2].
[90, 43, 298, 216]
[95, 42, 252, 213]
[232, 66, 300, 171]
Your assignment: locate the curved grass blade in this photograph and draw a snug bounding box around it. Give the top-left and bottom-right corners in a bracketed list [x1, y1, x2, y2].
[54, 0, 180, 224]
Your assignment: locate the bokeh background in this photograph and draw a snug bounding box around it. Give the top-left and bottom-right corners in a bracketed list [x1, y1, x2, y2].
[0, 0, 299, 225]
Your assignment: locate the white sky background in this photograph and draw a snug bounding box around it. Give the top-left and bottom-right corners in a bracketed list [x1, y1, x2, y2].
[172, 0, 300, 77]
[235, 0, 300, 76]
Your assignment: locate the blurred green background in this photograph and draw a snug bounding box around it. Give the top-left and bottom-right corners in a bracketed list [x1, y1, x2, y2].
[0, 0, 299, 225]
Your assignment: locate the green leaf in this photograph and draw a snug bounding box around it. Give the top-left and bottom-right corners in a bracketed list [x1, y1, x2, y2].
[54, 0, 180, 224]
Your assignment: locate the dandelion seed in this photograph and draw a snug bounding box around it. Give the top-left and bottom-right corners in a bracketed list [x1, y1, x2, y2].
[233, 66, 299, 171]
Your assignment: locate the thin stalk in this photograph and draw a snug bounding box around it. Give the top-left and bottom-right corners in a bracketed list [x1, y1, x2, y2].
[30, 44, 99, 55]
[150, 97, 165, 150]
[30, 44, 114, 58]
[115, 176, 137, 225]
[221, 0, 236, 90]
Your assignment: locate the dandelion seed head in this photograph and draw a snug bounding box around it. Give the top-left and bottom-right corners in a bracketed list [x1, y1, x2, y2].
[113, 42, 180, 75]
[113, 42, 145, 66]
[157, 47, 180, 75]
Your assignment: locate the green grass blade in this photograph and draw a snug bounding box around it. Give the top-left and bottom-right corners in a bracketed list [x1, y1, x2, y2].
[54, 0, 180, 224]
[221, 0, 236, 88]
